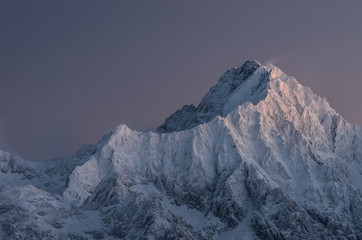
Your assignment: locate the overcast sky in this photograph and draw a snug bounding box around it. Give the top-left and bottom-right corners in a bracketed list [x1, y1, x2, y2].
[1, 1, 362, 160]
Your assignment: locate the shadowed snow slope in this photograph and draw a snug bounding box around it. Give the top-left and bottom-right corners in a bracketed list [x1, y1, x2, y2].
[1, 61, 361, 239]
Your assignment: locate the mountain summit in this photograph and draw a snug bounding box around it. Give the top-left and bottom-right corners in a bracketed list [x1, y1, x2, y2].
[0, 61, 361, 239]
[158, 60, 262, 132]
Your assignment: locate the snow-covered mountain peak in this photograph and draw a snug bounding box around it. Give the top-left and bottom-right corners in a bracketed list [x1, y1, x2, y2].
[157, 60, 264, 132]
[1, 61, 361, 240]
[157, 60, 335, 134]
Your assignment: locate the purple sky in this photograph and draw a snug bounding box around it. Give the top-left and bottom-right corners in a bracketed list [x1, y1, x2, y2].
[1, 1, 362, 160]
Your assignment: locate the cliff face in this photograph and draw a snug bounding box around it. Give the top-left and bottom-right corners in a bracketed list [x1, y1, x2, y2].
[1, 61, 361, 239]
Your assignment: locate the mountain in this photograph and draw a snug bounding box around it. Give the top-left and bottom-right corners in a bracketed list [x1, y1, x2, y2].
[0, 61, 361, 240]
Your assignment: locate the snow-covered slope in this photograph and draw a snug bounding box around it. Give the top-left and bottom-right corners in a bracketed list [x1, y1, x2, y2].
[1, 61, 361, 239]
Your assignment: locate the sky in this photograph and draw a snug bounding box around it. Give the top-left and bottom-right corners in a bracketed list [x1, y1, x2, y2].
[1, 1, 362, 160]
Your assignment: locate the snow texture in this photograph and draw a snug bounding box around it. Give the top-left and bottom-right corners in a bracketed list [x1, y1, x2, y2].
[1, 60, 361, 239]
